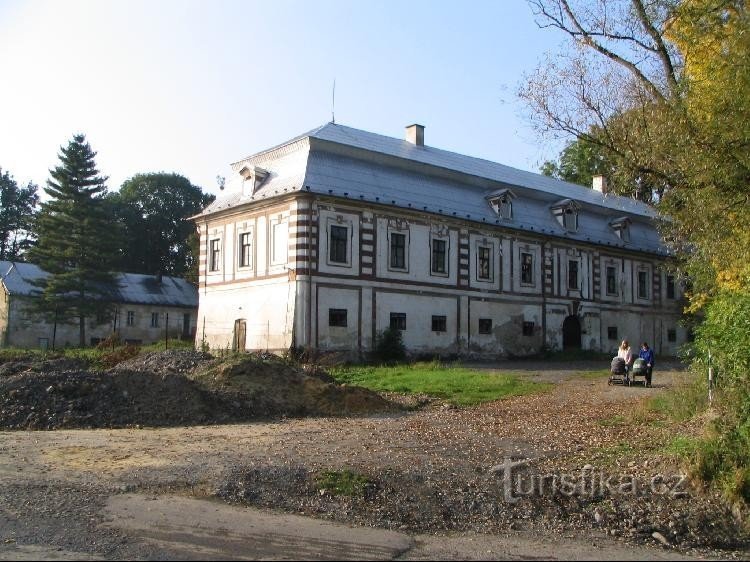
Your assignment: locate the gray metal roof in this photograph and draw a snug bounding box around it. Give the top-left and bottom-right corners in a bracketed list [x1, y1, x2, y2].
[0, 261, 198, 308]
[200, 123, 667, 255]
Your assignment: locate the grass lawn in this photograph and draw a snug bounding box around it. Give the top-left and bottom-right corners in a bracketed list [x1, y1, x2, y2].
[330, 362, 552, 406]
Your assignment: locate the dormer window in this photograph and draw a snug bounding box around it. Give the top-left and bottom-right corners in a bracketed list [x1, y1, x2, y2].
[610, 216, 631, 243]
[238, 165, 269, 197]
[551, 199, 580, 232]
[485, 188, 516, 220]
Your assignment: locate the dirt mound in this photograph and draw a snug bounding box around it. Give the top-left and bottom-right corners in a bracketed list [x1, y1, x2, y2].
[114, 349, 213, 375]
[0, 352, 395, 430]
[192, 354, 395, 417]
[0, 357, 89, 378]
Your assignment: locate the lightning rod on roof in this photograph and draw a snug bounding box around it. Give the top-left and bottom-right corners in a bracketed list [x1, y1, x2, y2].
[331, 79, 336, 124]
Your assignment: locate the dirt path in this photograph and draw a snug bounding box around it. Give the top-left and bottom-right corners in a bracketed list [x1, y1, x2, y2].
[0, 361, 746, 559]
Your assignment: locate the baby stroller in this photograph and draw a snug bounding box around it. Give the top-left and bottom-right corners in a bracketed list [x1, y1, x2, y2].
[608, 356, 630, 385]
[630, 358, 649, 386]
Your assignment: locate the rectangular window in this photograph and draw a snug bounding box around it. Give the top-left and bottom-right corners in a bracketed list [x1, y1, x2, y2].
[668, 328, 677, 342]
[126, 311, 135, 326]
[272, 222, 287, 265]
[606, 266, 617, 296]
[477, 246, 491, 281]
[608, 326, 618, 340]
[431, 315, 447, 332]
[239, 232, 253, 268]
[183, 313, 191, 336]
[666, 275, 675, 299]
[95, 310, 109, 325]
[329, 225, 348, 264]
[328, 308, 348, 327]
[151, 312, 159, 328]
[568, 260, 579, 290]
[431, 239, 447, 274]
[638, 270, 649, 299]
[390, 232, 406, 270]
[522, 321, 535, 336]
[521, 252, 534, 285]
[478, 318, 492, 335]
[209, 239, 221, 272]
[390, 312, 406, 331]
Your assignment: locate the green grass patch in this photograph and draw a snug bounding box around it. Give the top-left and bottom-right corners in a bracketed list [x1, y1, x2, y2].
[330, 362, 551, 406]
[316, 469, 372, 497]
[665, 436, 701, 457]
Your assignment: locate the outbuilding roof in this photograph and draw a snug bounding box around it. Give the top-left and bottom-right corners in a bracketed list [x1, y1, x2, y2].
[199, 122, 667, 255]
[0, 261, 198, 308]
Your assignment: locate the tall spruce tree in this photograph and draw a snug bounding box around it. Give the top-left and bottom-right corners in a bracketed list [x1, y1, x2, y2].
[29, 134, 120, 347]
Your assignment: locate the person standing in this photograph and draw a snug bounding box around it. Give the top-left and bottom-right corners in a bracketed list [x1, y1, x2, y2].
[617, 340, 634, 381]
[639, 342, 655, 387]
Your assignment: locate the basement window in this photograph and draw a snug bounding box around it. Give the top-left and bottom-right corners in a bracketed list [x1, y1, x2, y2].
[329, 309, 348, 328]
[608, 326, 618, 340]
[431, 315, 447, 333]
[522, 321, 535, 337]
[478, 318, 492, 335]
[390, 313, 406, 331]
[668, 328, 677, 342]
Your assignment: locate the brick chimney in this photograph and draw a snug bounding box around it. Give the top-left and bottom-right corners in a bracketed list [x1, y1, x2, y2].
[405, 124, 425, 146]
[592, 175, 608, 194]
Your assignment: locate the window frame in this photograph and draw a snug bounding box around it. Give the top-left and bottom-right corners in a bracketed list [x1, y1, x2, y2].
[389, 312, 407, 331]
[126, 311, 135, 327]
[151, 312, 159, 328]
[568, 259, 580, 291]
[430, 237, 448, 276]
[476, 245, 492, 282]
[389, 231, 407, 271]
[478, 318, 492, 335]
[637, 270, 650, 299]
[606, 265, 618, 296]
[666, 274, 675, 300]
[328, 224, 349, 266]
[238, 231, 253, 269]
[431, 315, 447, 333]
[209, 238, 221, 272]
[520, 252, 534, 286]
[328, 308, 348, 328]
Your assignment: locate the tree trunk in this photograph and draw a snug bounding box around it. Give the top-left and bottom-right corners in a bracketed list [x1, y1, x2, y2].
[79, 314, 85, 348]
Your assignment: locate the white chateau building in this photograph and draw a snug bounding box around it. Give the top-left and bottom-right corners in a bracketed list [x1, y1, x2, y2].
[194, 123, 685, 357]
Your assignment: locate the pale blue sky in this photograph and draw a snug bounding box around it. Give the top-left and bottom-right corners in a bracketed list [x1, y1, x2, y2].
[0, 0, 567, 197]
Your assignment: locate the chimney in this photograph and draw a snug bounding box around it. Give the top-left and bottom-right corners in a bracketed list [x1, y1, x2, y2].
[592, 175, 608, 194]
[405, 124, 425, 147]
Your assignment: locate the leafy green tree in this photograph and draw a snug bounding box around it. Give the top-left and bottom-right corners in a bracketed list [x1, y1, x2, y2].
[522, 0, 750, 501]
[109, 173, 214, 280]
[0, 168, 39, 260]
[29, 134, 120, 347]
[541, 135, 612, 187]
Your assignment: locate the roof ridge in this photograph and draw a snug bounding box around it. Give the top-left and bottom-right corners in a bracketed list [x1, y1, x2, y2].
[232, 122, 332, 166]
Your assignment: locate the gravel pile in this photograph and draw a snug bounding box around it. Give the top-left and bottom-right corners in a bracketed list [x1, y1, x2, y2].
[0, 350, 394, 430]
[217, 462, 747, 554]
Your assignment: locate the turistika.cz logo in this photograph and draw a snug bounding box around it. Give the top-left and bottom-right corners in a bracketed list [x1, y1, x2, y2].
[489, 458, 688, 504]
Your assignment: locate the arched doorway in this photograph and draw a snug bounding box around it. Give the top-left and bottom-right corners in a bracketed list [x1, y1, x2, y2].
[562, 315, 582, 349]
[233, 319, 246, 352]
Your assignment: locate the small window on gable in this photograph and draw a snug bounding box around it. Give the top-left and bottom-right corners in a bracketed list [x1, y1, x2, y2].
[551, 199, 580, 232]
[610, 217, 631, 243]
[485, 189, 516, 220]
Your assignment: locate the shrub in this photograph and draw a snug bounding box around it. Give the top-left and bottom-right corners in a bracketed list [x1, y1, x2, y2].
[372, 326, 406, 364]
